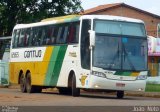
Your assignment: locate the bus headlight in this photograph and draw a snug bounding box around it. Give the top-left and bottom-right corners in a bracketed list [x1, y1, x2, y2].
[136, 75, 147, 80]
[92, 71, 106, 78]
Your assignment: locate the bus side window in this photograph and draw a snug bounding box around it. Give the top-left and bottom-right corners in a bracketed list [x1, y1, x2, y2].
[63, 26, 69, 44]
[18, 29, 25, 47]
[52, 26, 59, 44]
[28, 28, 34, 46]
[32, 27, 39, 46]
[14, 29, 20, 48]
[40, 26, 47, 45]
[49, 26, 56, 44]
[46, 26, 53, 45]
[24, 28, 30, 47]
[12, 30, 17, 48]
[37, 27, 42, 46]
[23, 29, 27, 47]
[35, 27, 41, 46]
[68, 25, 74, 43]
[56, 24, 69, 44]
[68, 22, 79, 44]
[56, 26, 63, 44]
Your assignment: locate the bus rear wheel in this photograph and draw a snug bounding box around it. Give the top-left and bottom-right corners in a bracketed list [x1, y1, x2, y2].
[117, 91, 124, 99]
[71, 74, 80, 97]
[26, 73, 42, 93]
[19, 74, 26, 93]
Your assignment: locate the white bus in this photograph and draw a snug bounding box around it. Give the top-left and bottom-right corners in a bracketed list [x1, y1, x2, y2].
[9, 15, 148, 98]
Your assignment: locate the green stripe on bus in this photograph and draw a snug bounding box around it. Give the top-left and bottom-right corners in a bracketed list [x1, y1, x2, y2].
[44, 46, 60, 86]
[50, 45, 67, 86]
[114, 71, 131, 76]
[44, 45, 67, 86]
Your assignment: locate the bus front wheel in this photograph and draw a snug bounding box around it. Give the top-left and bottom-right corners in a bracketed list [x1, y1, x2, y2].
[71, 74, 80, 97]
[117, 91, 124, 99]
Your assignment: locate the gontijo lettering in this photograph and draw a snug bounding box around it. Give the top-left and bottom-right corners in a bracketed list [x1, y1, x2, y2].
[24, 50, 42, 58]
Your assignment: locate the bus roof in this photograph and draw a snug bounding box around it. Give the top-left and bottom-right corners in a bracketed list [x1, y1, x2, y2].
[80, 15, 144, 23]
[14, 15, 81, 30]
[41, 15, 80, 22]
[13, 15, 144, 30]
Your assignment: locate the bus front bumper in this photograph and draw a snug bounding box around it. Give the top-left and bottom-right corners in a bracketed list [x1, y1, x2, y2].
[88, 75, 146, 92]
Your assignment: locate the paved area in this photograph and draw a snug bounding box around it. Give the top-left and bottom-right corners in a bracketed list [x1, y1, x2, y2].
[0, 88, 160, 106]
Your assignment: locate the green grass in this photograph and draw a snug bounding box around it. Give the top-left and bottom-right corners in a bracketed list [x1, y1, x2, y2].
[145, 83, 160, 92]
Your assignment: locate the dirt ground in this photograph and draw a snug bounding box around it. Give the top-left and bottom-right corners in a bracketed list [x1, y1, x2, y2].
[0, 86, 160, 107]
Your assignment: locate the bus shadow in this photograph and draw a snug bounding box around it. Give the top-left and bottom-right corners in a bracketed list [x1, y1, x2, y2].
[80, 94, 134, 100]
[41, 91, 136, 100]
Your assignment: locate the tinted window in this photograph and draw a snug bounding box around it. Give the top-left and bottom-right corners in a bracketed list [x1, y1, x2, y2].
[14, 29, 20, 48]
[68, 22, 79, 43]
[18, 29, 25, 47]
[81, 19, 91, 69]
[51, 26, 59, 44]
[12, 30, 17, 48]
[40, 26, 48, 45]
[45, 26, 54, 45]
[56, 25, 68, 44]
[24, 28, 30, 47]
[12, 21, 80, 48]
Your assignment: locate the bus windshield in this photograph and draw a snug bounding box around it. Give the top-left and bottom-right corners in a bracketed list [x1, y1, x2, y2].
[93, 20, 148, 71]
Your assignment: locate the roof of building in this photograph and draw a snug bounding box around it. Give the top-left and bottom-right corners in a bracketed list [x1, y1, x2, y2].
[82, 3, 160, 19]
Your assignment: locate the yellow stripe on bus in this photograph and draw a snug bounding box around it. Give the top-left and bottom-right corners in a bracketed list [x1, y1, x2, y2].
[9, 47, 54, 86]
[131, 72, 140, 77]
[34, 47, 54, 85]
[40, 47, 54, 85]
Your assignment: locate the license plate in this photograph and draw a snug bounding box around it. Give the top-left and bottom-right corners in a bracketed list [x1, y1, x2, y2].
[116, 83, 125, 87]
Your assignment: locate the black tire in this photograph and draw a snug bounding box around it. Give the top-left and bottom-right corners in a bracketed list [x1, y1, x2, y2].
[19, 74, 26, 93]
[26, 73, 36, 93]
[59, 87, 71, 95]
[71, 74, 80, 97]
[117, 91, 124, 99]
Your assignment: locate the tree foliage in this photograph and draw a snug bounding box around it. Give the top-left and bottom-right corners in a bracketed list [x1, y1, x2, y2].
[0, 0, 83, 36]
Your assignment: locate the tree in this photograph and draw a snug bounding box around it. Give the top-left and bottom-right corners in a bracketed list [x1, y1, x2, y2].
[0, 0, 83, 36]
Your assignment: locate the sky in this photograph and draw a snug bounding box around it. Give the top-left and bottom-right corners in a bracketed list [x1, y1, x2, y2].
[81, 0, 160, 16]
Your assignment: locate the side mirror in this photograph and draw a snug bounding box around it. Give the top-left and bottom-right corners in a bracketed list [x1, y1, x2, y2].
[89, 30, 95, 47]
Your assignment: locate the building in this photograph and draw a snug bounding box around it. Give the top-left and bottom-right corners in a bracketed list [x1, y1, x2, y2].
[148, 36, 160, 76]
[82, 3, 160, 37]
[82, 3, 160, 76]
